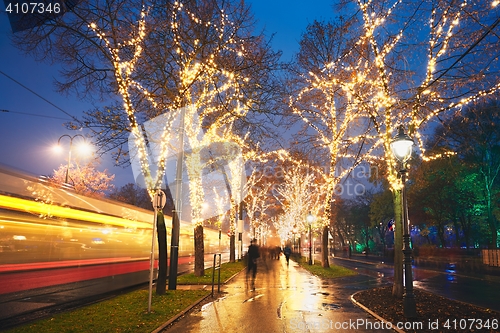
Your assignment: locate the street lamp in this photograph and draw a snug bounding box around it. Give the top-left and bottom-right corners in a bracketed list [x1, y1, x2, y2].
[307, 212, 314, 265]
[55, 134, 89, 184]
[55, 134, 90, 184]
[390, 125, 417, 318]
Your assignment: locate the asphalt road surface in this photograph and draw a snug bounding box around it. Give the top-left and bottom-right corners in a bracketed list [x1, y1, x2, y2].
[331, 256, 500, 312]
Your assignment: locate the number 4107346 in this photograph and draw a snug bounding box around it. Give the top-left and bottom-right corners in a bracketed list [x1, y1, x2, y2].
[5, 2, 62, 14]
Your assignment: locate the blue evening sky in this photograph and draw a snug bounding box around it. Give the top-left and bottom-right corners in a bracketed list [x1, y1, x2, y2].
[0, 1, 337, 187]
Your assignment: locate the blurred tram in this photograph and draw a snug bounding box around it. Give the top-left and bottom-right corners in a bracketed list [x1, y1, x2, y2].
[0, 165, 227, 295]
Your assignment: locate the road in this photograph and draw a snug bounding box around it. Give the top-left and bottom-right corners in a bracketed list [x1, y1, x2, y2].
[331, 255, 500, 312]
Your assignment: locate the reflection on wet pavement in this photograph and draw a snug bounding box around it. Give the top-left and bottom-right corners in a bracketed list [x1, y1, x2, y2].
[164, 257, 393, 333]
[332, 256, 500, 313]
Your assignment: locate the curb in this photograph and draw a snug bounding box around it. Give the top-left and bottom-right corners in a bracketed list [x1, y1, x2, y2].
[223, 267, 246, 284]
[350, 291, 405, 333]
[151, 292, 212, 333]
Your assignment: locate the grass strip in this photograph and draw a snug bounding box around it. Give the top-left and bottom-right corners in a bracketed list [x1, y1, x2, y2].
[4, 289, 209, 333]
[294, 255, 357, 279]
[177, 261, 244, 285]
[4, 261, 244, 333]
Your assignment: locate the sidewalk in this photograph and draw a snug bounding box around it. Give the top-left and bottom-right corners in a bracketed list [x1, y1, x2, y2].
[161, 256, 393, 333]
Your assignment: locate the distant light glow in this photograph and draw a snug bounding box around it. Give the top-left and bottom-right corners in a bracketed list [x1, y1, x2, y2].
[53, 144, 63, 154]
[74, 141, 93, 156]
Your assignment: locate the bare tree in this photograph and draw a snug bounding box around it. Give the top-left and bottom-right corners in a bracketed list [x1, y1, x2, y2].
[244, 170, 272, 241]
[10, 0, 281, 282]
[273, 162, 325, 246]
[292, 0, 499, 298]
[289, 18, 373, 268]
[349, 0, 499, 297]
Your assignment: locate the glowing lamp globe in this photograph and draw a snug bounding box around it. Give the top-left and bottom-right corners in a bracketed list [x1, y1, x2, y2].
[390, 125, 414, 163]
[306, 212, 314, 225]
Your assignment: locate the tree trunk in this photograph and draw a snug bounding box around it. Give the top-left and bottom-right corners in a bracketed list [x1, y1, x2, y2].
[230, 234, 235, 262]
[156, 211, 167, 294]
[379, 227, 387, 257]
[168, 209, 181, 290]
[453, 220, 460, 247]
[321, 225, 330, 268]
[489, 217, 498, 248]
[392, 189, 403, 298]
[484, 173, 498, 248]
[487, 193, 498, 248]
[337, 226, 345, 248]
[437, 224, 446, 247]
[194, 225, 204, 276]
[461, 214, 471, 249]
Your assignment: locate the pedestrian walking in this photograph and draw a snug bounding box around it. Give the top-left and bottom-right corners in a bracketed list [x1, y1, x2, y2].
[283, 245, 291, 266]
[247, 239, 260, 290]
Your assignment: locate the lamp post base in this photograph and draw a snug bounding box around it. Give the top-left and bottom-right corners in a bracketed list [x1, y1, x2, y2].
[403, 237, 417, 318]
[403, 293, 417, 318]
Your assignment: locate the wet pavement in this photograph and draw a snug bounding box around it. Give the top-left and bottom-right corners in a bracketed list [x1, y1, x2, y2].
[4, 253, 500, 332]
[331, 256, 500, 312]
[413, 268, 500, 312]
[163, 256, 393, 333]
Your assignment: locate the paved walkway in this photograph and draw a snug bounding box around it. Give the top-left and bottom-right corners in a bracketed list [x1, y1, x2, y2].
[163, 256, 393, 333]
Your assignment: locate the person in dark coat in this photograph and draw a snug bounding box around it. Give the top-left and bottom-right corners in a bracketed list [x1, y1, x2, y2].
[247, 239, 260, 290]
[283, 245, 292, 265]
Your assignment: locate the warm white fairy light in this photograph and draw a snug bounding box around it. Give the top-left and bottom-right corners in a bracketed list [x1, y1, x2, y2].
[88, 7, 169, 198]
[213, 189, 226, 230]
[291, 63, 378, 225]
[273, 164, 325, 240]
[87, 0, 258, 216]
[349, 0, 499, 195]
[165, 3, 259, 228]
[422, 151, 457, 161]
[243, 171, 272, 238]
[288, 0, 499, 222]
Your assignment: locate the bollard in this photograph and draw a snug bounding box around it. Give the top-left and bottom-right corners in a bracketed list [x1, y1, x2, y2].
[211, 253, 222, 297]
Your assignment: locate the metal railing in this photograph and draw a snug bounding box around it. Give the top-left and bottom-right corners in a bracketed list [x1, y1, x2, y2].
[211, 253, 222, 297]
[482, 249, 500, 267]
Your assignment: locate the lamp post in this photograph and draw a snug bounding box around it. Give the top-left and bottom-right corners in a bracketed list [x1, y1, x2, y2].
[390, 125, 417, 318]
[56, 134, 87, 184]
[307, 212, 314, 265]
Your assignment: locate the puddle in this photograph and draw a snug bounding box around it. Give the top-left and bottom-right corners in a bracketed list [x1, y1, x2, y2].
[322, 302, 341, 310]
[243, 294, 264, 303]
[201, 302, 213, 311]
